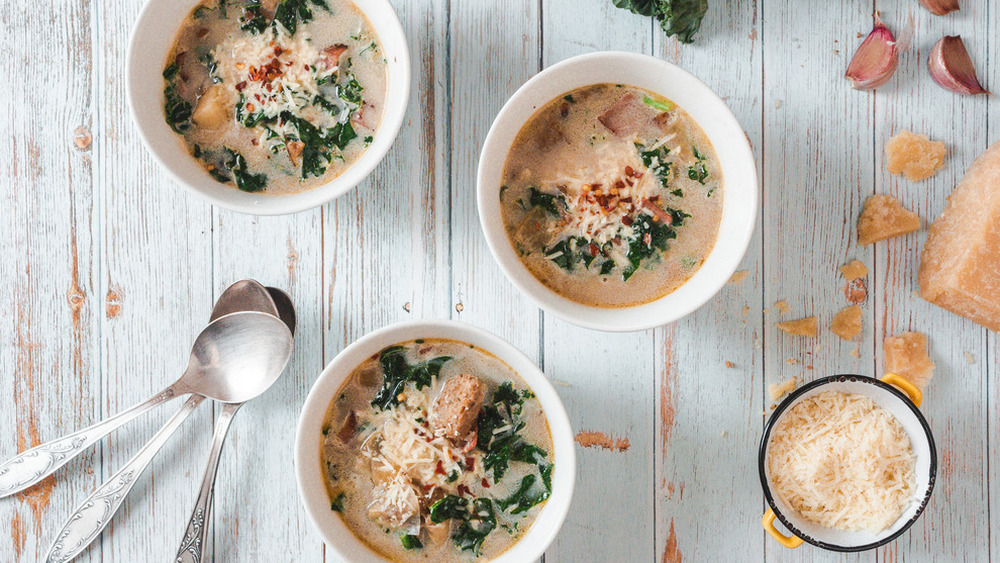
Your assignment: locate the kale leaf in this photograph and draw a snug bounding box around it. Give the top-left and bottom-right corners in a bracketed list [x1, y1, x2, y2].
[477, 383, 549, 482]
[223, 149, 267, 192]
[428, 496, 496, 555]
[371, 346, 452, 410]
[400, 535, 422, 550]
[163, 82, 192, 134]
[527, 187, 566, 217]
[495, 474, 551, 515]
[239, 1, 268, 34]
[611, 0, 708, 44]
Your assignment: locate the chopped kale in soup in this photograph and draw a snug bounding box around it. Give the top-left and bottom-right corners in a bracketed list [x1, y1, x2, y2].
[500, 84, 724, 308]
[163, 0, 387, 194]
[321, 339, 553, 561]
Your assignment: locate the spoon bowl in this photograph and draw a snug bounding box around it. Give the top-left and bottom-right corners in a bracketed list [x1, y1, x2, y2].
[180, 311, 294, 403]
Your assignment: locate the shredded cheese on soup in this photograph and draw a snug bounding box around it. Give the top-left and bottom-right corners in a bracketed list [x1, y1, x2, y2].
[767, 390, 916, 532]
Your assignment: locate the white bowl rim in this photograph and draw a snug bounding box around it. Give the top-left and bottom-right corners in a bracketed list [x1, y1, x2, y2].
[125, 0, 411, 216]
[294, 319, 576, 562]
[757, 374, 938, 552]
[476, 50, 758, 332]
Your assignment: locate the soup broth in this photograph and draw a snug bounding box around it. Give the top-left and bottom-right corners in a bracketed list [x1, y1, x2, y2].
[500, 84, 724, 308]
[321, 339, 554, 561]
[163, 0, 387, 194]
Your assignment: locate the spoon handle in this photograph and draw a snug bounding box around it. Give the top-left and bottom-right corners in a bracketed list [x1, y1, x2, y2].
[175, 402, 243, 563]
[0, 385, 181, 499]
[46, 394, 206, 563]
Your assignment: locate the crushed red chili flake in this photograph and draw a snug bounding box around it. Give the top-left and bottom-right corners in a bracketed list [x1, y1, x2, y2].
[643, 233, 652, 245]
[481, 478, 490, 488]
[235, 81, 247, 92]
[251, 138, 259, 146]
[457, 484, 472, 497]
[625, 165, 635, 177]
[464, 457, 474, 470]
[622, 216, 633, 226]
[273, 46, 283, 56]
[435, 461, 445, 475]
[588, 243, 599, 257]
[246, 103, 255, 112]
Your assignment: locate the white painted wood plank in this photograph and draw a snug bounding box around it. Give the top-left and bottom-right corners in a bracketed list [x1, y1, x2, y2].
[448, 0, 542, 353]
[0, 0, 102, 561]
[870, 4, 991, 562]
[322, 0, 451, 559]
[211, 211, 325, 562]
[651, 1, 765, 561]
[761, 2, 877, 562]
[988, 4, 1000, 561]
[95, 0, 215, 559]
[537, 2, 656, 561]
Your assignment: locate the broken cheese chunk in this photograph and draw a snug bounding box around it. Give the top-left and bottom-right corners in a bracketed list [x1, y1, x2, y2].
[830, 305, 863, 340]
[857, 195, 921, 246]
[919, 140, 1000, 331]
[776, 317, 817, 337]
[884, 332, 935, 391]
[839, 260, 868, 281]
[768, 377, 798, 401]
[886, 130, 946, 181]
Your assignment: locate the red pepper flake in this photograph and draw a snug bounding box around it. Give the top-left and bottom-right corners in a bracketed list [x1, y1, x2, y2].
[273, 46, 283, 56]
[589, 243, 599, 257]
[235, 81, 247, 92]
[251, 138, 259, 146]
[246, 103, 255, 112]
[457, 484, 472, 497]
[622, 216, 633, 226]
[464, 457, 474, 470]
[643, 233, 652, 245]
[481, 478, 490, 488]
[625, 165, 635, 177]
[435, 461, 445, 475]
[423, 484, 434, 492]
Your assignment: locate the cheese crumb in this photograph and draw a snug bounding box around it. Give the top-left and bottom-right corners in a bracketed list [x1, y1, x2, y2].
[768, 377, 798, 401]
[858, 195, 921, 246]
[725, 360, 735, 368]
[839, 260, 868, 281]
[776, 316, 818, 337]
[964, 352, 975, 365]
[884, 331, 935, 391]
[886, 130, 946, 181]
[773, 300, 789, 314]
[831, 305, 863, 340]
[728, 270, 749, 284]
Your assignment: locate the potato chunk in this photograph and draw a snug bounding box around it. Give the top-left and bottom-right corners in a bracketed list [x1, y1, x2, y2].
[192, 84, 230, 130]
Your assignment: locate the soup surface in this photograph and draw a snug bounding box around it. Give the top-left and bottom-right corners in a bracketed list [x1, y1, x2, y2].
[500, 84, 724, 308]
[321, 339, 554, 561]
[163, 0, 387, 194]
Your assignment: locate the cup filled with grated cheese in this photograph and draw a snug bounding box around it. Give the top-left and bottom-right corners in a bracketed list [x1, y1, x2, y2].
[758, 374, 936, 552]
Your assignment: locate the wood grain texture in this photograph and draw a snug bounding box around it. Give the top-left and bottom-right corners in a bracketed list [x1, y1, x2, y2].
[4, 0, 1000, 561]
[652, 1, 765, 561]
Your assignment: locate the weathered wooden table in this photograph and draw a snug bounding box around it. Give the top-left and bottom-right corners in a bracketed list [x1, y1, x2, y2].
[4, 0, 998, 560]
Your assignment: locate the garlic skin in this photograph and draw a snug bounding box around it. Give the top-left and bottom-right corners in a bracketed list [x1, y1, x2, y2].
[928, 36, 989, 95]
[845, 14, 898, 90]
[918, 0, 960, 16]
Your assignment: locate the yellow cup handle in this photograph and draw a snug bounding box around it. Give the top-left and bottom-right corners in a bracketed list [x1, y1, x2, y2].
[762, 508, 804, 548]
[881, 373, 922, 408]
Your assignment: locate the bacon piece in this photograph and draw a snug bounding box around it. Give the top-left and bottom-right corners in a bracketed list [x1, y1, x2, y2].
[320, 43, 349, 70]
[642, 198, 673, 225]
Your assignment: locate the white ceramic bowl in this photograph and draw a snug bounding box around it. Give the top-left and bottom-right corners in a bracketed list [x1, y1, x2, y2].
[126, 0, 410, 215]
[758, 374, 937, 551]
[294, 320, 576, 562]
[477, 51, 757, 331]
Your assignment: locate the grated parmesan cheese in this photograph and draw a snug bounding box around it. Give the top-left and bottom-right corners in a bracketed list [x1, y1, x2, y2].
[768, 390, 916, 532]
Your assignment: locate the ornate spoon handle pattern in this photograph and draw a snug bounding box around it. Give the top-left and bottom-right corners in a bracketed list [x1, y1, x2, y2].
[0, 386, 179, 498]
[175, 402, 242, 563]
[46, 394, 205, 563]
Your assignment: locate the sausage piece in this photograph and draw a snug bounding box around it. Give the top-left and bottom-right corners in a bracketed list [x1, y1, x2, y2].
[429, 374, 484, 440]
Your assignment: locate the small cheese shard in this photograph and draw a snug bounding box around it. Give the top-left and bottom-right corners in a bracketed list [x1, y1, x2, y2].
[839, 260, 869, 281]
[919, 140, 1000, 331]
[728, 270, 749, 284]
[858, 195, 921, 246]
[886, 130, 946, 181]
[774, 300, 790, 314]
[768, 377, 798, 401]
[831, 305, 863, 340]
[884, 332, 935, 391]
[776, 317, 818, 337]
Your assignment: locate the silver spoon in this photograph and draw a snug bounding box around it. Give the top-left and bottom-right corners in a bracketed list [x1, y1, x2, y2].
[46, 311, 293, 563]
[175, 287, 296, 563]
[0, 281, 280, 498]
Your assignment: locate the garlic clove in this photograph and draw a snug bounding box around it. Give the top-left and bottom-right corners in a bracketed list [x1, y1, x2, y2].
[845, 14, 899, 90]
[928, 36, 989, 95]
[918, 0, 960, 16]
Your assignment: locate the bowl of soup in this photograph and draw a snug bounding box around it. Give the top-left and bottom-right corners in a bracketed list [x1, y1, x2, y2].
[477, 51, 756, 331]
[127, 0, 410, 215]
[295, 320, 575, 562]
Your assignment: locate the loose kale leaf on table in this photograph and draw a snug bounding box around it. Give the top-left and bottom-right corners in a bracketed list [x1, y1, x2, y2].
[611, 0, 708, 44]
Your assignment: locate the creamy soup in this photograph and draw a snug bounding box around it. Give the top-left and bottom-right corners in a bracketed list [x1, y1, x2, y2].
[321, 339, 553, 561]
[500, 84, 724, 308]
[163, 0, 387, 194]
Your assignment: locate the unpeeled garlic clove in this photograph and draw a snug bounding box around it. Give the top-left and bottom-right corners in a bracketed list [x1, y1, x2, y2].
[845, 14, 898, 90]
[928, 36, 989, 95]
[918, 0, 960, 16]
